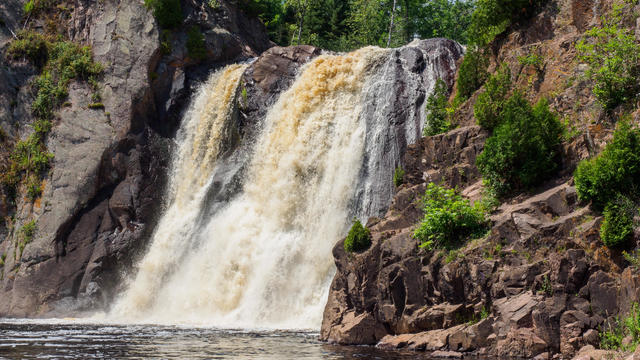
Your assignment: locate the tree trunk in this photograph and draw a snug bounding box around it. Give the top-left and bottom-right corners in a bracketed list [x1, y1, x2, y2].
[296, 0, 307, 45]
[387, 0, 397, 47]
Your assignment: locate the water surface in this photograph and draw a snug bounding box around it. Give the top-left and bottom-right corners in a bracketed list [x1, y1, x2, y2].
[0, 319, 433, 359]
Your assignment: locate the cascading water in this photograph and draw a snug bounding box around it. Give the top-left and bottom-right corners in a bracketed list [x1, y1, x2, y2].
[108, 40, 462, 329]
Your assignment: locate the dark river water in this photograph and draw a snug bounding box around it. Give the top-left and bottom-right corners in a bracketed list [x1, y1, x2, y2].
[0, 319, 434, 359]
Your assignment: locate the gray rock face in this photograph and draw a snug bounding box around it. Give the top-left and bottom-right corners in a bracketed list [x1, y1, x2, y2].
[0, 0, 272, 316]
[354, 39, 463, 219]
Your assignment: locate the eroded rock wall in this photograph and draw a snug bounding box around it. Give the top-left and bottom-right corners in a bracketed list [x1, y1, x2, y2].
[321, 0, 640, 358]
[0, 0, 271, 316]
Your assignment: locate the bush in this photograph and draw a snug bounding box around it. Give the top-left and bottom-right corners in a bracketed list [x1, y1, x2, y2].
[601, 302, 640, 350]
[477, 94, 563, 197]
[601, 195, 636, 248]
[457, 47, 489, 99]
[518, 53, 543, 72]
[393, 166, 405, 187]
[21, 220, 36, 242]
[144, 0, 183, 29]
[186, 26, 207, 61]
[424, 79, 452, 136]
[413, 183, 487, 250]
[474, 64, 511, 131]
[344, 219, 371, 253]
[576, 5, 640, 110]
[26, 176, 42, 202]
[574, 120, 640, 210]
[468, 0, 549, 45]
[7, 31, 48, 67]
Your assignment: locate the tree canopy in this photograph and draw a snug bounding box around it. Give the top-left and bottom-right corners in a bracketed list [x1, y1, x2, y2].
[243, 0, 477, 51]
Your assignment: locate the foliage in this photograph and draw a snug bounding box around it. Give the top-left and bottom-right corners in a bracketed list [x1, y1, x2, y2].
[344, 219, 372, 253]
[576, 5, 640, 110]
[477, 94, 563, 197]
[574, 120, 640, 210]
[393, 165, 405, 187]
[518, 52, 543, 71]
[247, 0, 477, 51]
[7, 31, 48, 67]
[24, 0, 35, 15]
[31, 39, 103, 120]
[3, 31, 102, 202]
[413, 183, 487, 250]
[414, 0, 476, 44]
[468, 0, 548, 45]
[456, 46, 489, 99]
[4, 134, 54, 184]
[424, 79, 452, 136]
[187, 26, 207, 61]
[623, 249, 640, 270]
[539, 274, 553, 296]
[144, 0, 183, 29]
[474, 64, 511, 130]
[601, 195, 636, 248]
[22, 0, 55, 17]
[21, 220, 36, 242]
[26, 176, 42, 202]
[600, 303, 640, 350]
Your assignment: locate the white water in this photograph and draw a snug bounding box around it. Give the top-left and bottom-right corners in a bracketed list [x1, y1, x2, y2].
[108, 47, 390, 329]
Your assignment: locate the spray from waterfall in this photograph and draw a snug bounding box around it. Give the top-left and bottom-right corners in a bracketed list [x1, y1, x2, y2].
[109, 47, 390, 329]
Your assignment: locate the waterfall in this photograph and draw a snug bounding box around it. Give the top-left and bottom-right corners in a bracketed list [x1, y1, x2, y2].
[108, 40, 462, 329]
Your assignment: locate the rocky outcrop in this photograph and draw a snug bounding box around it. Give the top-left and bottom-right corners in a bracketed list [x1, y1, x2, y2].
[0, 0, 272, 316]
[321, 122, 640, 358]
[321, 2, 640, 357]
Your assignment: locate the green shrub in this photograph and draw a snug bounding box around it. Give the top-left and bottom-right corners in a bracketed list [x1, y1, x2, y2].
[88, 103, 105, 110]
[518, 52, 543, 71]
[477, 94, 563, 197]
[7, 31, 48, 67]
[10, 135, 54, 176]
[601, 195, 636, 248]
[393, 166, 405, 187]
[26, 176, 42, 202]
[21, 220, 36, 242]
[601, 302, 640, 350]
[457, 47, 489, 99]
[187, 26, 207, 60]
[413, 183, 487, 250]
[24, 0, 35, 15]
[424, 79, 452, 136]
[144, 0, 183, 29]
[576, 5, 640, 110]
[344, 219, 372, 253]
[574, 120, 640, 210]
[474, 64, 511, 131]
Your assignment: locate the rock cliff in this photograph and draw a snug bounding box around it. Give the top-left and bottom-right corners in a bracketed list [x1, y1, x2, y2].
[321, 0, 640, 359]
[0, 0, 270, 316]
